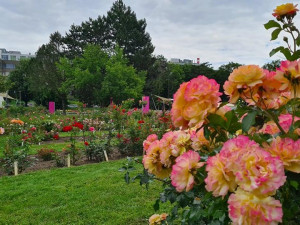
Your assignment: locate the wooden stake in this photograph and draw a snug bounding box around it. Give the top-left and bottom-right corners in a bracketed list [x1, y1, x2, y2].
[67, 154, 71, 167]
[14, 161, 18, 176]
[103, 150, 109, 161]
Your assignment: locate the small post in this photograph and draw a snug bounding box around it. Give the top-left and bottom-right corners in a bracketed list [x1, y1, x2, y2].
[14, 161, 18, 176]
[21, 141, 24, 146]
[67, 154, 71, 167]
[103, 150, 109, 162]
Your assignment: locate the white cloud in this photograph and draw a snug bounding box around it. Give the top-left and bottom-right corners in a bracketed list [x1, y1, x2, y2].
[1, 0, 299, 68]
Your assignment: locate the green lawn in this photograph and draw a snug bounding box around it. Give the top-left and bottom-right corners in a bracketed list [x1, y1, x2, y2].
[0, 159, 169, 225]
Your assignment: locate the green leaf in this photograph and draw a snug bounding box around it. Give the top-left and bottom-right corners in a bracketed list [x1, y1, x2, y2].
[124, 172, 130, 184]
[294, 120, 300, 129]
[297, 35, 300, 46]
[264, 20, 281, 29]
[291, 50, 300, 60]
[153, 199, 160, 211]
[207, 114, 226, 129]
[242, 111, 257, 132]
[271, 28, 281, 41]
[269, 46, 284, 57]
[290, 180, 299, 190]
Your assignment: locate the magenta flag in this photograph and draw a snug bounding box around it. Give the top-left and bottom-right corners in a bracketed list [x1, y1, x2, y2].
[142, 96, 149, 114]
[49, 102, 55, 114]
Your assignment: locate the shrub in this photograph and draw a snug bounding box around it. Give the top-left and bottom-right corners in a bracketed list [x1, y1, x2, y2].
[37, 148, 56, 161]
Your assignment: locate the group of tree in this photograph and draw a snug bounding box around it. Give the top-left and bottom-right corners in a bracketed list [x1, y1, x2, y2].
[6, 0, 282, 111]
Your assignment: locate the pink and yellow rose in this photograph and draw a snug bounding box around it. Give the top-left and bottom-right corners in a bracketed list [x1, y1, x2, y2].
[171, 75, 221, 128]
[143, 140, 171, 179]
[228, 188, 283, 225]
[264, 137, 300, 173]
[171, 150, 205, 192]
[273, 3, 298, 19]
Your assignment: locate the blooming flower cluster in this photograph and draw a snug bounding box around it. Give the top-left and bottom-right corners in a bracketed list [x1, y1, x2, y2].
[171, 75, 222, 129]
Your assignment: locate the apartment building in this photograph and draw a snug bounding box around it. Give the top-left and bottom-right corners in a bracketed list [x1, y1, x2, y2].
[0, 48, 34, 76]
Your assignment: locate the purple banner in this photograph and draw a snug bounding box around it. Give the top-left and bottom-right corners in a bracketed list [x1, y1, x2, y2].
[49, 102, 55, 114]
[142, 96, 149, 114]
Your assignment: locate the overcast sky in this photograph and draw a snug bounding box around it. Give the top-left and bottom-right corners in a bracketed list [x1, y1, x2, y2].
[1, 0, 299, 68]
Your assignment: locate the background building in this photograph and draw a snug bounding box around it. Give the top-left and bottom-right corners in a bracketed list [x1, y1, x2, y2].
[170, 58, 200, 65]
[0, 48, 34, 76]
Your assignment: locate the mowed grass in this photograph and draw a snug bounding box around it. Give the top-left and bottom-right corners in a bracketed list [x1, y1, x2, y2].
[0, 160, 170, 225]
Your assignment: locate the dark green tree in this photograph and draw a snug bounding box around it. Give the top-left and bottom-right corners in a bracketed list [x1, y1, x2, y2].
[8, 59, 32, 105]
[262, 59, 281, 71]
[105, 0, 155, 71]
[100, 47, 145, 104]
[144, 55, 170, 97]
[28, 32, 68, 111]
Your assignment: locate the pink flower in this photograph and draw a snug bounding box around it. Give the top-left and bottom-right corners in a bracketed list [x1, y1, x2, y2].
[171, 75, 221, 129]
[143, 140, 171, 179]
[143, 134, 158, 153]
[89, 127, 95, 132]
[264, 137, 300, 173]
[0, 127, 4, 135]
[171, 150, 205, 192]
[159, 130, 190, 168]
[190, 128, 209, 151]
[259, 113, 300, 135]
[228, 189, 283, 225]
[205, 154, 237, 197]
[235, 149, 286, 196]
[275, 60, 300, 97]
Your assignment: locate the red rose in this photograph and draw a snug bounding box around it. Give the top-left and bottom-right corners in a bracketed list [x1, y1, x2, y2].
[138, 120, 144, 124]
[84, 141, 89, 146]
[53, 134, 59, 140]
[62, 126, 73, 132]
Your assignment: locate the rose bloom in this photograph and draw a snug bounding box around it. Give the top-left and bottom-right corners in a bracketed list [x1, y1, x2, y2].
[171, 150, 205, 192]
[171, 75, 221, 129]
[84, 141, 89, 146]
[149, 213, 168, 225]
[245, 70, 291, 109]
[89, 127, 95, 132]
[143, 140, 171, 179]
[143, 134, 158, 153]
[0, 127, 4, 135]
[235, 149, 286, 196]
[228, 188, 283, 225]
[205, 153, 237, 197]
[160, 130, 190, 168]
[264, 137, 300, 173]
[224, 65, 265, 103]
[62, 126, 73, 132]
[259, 113, 300, 135]
[10, 119, 24, 125]
[275, 60, 300, 98]
[190, 128, 209, 151]
[273, 3, 298, 19]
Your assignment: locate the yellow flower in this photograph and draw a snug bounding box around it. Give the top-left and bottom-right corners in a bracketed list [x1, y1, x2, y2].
[149, 213, 168, 225]
[143, 140, 171, 179]
[229, 65, 264, 88]
[273, 3, 298, 19]
[228, 189, 283, 225]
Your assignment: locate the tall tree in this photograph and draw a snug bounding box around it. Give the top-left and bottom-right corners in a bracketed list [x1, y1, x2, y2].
[105, 0, 154, 71]
[28, 32, 68, 111]
[8, 59, 32, 105]
[100, 47, 145, 105]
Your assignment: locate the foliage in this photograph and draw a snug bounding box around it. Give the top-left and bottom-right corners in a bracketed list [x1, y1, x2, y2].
[37, 148, 56, 161]
[121, 4, 300, 224]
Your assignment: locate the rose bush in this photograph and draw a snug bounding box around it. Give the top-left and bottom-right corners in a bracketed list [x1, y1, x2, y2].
[122, 3, 300, 224]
